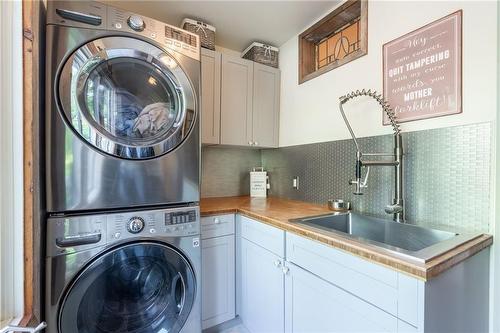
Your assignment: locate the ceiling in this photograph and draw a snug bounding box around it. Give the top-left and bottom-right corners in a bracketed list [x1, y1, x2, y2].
[107, 1, 338, 51]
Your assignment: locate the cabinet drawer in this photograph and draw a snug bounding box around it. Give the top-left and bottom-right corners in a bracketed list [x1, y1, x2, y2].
[285, 263, 398, 333]
[240, 215, 285, 257]
[286, 232, 419, 324]
[201, 214, 235, 240]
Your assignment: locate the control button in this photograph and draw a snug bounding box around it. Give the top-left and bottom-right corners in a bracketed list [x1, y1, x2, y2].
[165, 39, 172, 45]
[115, 22, 122, 29]
[150, 32, 156, 39]
[174, 42, 181, 47]
[149, 228, 156, 234]
[127, 217, 145, 234]
[127, 15, 145, 31]
[114, 232, 121, 239]
[182, 44, 188, 49]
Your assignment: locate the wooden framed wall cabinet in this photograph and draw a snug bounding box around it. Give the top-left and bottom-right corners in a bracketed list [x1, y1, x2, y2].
[298, 0, 368, 84]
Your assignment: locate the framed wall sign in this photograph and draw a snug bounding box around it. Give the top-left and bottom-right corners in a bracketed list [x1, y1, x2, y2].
[383, 10, 462, 124]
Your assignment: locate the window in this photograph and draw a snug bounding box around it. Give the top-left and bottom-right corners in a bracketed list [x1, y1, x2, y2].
[299, 0, 368, 84]
[0, 0, 24, 325]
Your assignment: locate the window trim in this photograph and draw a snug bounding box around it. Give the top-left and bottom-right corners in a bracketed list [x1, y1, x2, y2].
[298, 0, 368, 84]
[0, 0, 24, 325]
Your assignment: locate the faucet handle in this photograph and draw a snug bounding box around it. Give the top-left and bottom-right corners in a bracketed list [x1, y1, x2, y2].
[385, 204, 403, 214]
[349, 166, 370, 195]
[360, 167, 370, 188]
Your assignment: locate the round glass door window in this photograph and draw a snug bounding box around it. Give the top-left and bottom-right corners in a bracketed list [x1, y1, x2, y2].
[59, 242, 196, 333]
[58, 37, 197, 159]
[84, 57, 180, 143]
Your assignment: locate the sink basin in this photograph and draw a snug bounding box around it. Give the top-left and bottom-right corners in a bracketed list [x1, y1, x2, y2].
[290, 212, 480, 263]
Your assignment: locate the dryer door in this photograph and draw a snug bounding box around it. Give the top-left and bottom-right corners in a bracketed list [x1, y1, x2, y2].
[58, 36, 197, 159]
[59, 242, 196, 333]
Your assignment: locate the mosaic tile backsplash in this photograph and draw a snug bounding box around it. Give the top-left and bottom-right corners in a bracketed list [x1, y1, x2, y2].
[201, 146, 261, 198]
[261, 122, 492, 234]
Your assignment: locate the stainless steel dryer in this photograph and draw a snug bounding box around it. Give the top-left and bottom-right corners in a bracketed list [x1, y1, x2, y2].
[45, 1, 200, 213]
[45, 206, 201, 333]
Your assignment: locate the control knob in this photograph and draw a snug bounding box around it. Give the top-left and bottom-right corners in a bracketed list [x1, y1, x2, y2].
[127, 217, 145, 234]
[127, 15, 145, 31]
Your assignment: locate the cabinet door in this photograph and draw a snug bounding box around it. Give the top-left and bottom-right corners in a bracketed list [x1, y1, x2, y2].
[252, 63, 280, 148]
[241, 238, 284, 333]
[201, 49, 221, 144]
[202, 235, 236, 329]
[220, 54, 253, 146]
[285, 263, 398, 333]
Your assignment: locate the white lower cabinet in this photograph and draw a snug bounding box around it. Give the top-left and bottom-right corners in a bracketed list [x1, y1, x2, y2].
[234, 215, 490, 333]
[201, 214, 236, 329]
[240, 238, 285, 333]
[284, 262, 398, 333]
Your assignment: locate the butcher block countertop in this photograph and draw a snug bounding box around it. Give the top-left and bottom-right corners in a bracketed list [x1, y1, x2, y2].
[200, 196, 493, 281]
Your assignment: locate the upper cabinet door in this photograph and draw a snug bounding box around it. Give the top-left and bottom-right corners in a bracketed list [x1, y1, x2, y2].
[220, 54, 254, 146]
[201, 49, 221, 145]
[252, 63, 280, 148]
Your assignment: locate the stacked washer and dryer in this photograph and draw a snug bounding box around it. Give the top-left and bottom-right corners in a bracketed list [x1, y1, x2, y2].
[44, 2, 202, 332]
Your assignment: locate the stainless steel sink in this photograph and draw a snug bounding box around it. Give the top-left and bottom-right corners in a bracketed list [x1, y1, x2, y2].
[290, 212, 481, 263]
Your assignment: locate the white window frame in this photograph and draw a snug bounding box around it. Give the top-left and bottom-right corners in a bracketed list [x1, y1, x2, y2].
[0, 0, 25, 326]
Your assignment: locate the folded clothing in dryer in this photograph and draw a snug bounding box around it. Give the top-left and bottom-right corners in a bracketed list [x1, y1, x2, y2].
[133, 102, 175, 137]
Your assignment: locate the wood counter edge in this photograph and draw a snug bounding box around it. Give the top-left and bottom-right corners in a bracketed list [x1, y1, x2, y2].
[200, 202, 493, 281]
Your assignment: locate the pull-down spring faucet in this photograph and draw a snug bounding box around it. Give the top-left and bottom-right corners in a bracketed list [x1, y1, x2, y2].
[339, 89, 405, 223]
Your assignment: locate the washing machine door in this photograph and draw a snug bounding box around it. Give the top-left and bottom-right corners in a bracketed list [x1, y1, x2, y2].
[59, 242, 196, 333]
[58, 36, 197, 159]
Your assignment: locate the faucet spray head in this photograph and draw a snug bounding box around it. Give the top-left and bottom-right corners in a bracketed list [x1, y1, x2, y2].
[339, 89, 401, 136]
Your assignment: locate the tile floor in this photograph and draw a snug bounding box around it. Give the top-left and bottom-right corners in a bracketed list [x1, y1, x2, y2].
[203, 317, 250, 333]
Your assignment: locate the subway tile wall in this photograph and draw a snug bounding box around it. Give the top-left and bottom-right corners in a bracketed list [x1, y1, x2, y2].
[261, 122, 492, 233]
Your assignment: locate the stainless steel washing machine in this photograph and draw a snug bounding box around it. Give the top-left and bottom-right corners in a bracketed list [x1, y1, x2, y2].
[45, 1, 201, 213]
[45, 206, 201, 333]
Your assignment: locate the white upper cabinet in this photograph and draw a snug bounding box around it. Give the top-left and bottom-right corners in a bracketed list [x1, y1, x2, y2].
[220, 53, 280, 148]
[252, 63, 280, 148]
[220, 54, 254, 146]
[201, 49, 221, 145]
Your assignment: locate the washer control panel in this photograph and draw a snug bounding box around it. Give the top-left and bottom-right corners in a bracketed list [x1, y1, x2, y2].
[47, 206, 200, 256]
[110, 207, 200, 241]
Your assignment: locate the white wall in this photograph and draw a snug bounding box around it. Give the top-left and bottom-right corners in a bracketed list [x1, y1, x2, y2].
[493, 2, 500, 331]
[279, 0, 498, 147]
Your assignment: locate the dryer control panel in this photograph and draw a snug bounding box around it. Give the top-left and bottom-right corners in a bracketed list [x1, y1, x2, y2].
[107, 6, 200, 61]
[47, 1, 200, 61]
[47, 206, 201, 257]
